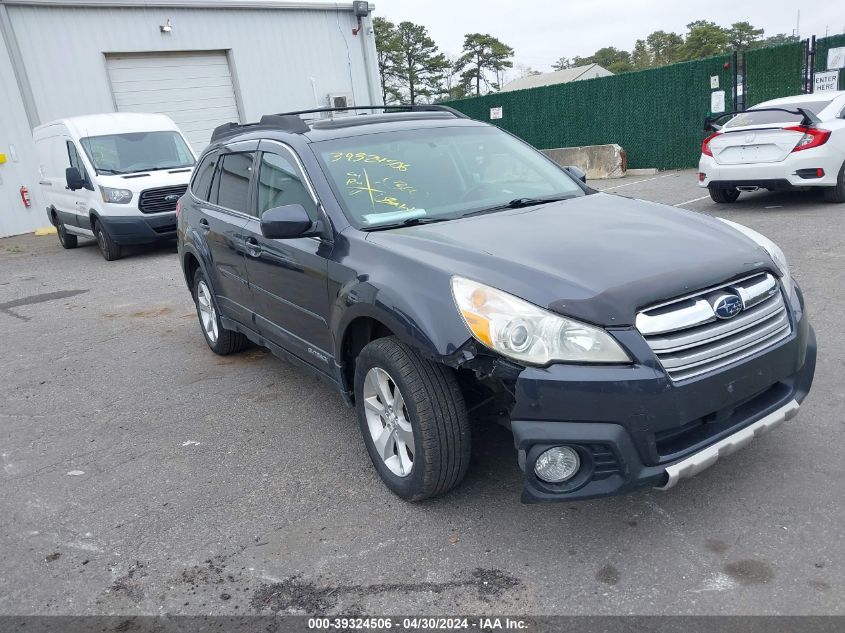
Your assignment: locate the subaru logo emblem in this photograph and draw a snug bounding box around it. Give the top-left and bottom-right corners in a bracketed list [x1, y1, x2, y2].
[164, 194, 180, 202]
[713, 293, 743, 319]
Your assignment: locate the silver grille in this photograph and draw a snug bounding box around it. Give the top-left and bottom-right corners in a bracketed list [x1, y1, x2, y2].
[636, 273, 791, 382]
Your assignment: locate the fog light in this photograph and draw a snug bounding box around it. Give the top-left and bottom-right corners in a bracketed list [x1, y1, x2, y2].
[534, 446, 580, 483]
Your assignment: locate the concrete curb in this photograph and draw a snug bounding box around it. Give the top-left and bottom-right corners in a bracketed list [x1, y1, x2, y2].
[626, 168, 659, 176]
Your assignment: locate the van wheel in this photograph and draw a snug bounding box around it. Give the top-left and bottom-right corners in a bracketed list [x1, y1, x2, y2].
[709, 185, 741, 203]
[94, 220, 122, 261]
[55, 215, 78, 249]
[192, 268, 249, 355]
[823, 161, 845, 203]
[354, 336, 471, 501]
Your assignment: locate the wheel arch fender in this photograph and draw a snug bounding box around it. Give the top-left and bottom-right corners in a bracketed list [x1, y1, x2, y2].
[334, 283, 468, 360]
[180, 237, 215, 292]
[333, 278, 475, 398]
[88, 209, 101, 231]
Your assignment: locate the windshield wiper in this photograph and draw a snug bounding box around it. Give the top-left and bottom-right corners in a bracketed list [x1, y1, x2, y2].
[462, 194, 577, 217]
[364, 216, 451, 231]
[127, 166, 166, 173]
[144, 165, 192, 172]
[96, 168, 126, 175]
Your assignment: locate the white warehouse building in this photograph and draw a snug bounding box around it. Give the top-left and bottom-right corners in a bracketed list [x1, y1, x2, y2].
[0, 0, 381, 238]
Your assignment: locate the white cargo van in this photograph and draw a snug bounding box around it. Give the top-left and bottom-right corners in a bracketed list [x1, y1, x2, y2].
[33, 113, 196, 260]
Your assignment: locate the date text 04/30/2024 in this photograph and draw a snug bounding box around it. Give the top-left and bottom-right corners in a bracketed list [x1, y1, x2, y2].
[307, 617, 530, 630]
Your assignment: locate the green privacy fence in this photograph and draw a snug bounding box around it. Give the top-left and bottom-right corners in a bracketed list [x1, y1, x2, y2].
[444, 33, 845, 169]
[745, 34, 845, 107]
[745, 42, 804, 107]
[444, 54, 734, 170]
[815, 33, 845, 89]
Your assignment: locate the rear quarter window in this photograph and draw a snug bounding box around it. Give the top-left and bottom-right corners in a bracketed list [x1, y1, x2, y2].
[191, 152, 218, 202]
[211, 152, 255, 214]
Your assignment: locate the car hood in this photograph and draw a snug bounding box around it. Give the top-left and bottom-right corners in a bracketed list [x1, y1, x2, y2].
[96, 169, 193, 193]
[364, 193, 774, 327]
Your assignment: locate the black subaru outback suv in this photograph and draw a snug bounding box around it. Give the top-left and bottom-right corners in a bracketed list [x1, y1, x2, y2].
[177, 105, 816, 503]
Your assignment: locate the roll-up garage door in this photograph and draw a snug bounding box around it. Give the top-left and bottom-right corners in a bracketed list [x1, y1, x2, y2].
[106, 51, 241, 151]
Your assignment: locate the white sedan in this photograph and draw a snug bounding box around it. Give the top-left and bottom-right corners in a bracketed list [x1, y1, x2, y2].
[699, 91, 845, 203]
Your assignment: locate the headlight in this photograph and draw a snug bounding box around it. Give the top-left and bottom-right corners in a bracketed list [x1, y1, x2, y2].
[450, 276, 630, 365]
[718, 218, 790, 284]
[100, 186, 133, 204]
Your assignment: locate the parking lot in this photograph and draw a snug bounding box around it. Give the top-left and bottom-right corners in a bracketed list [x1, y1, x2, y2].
[1, 168, 843, 616]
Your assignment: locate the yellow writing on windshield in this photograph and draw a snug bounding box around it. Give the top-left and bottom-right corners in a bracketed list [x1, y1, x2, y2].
[331, 152, 410, 172]
[346, 168, 417, 212]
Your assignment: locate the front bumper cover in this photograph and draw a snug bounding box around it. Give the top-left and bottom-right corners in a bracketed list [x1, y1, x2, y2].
[98, 213, 178, 245]
[655, 398, 799, 490]
[510, 306, 816, 503]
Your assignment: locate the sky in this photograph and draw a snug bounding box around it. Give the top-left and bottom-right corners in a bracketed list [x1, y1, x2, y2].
[370, 0, 844, 76]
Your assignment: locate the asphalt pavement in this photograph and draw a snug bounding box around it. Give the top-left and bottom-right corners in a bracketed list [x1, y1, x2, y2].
[1, 169, 843, 616]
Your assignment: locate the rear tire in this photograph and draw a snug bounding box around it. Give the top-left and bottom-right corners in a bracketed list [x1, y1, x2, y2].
[94, 219, 122, 261]
[192, 268, 249, 355]
[822, 161, 845, 203]
[708, 185, 741, 203]
[354, 336, 471, 501]
[54, 214, 78, 249]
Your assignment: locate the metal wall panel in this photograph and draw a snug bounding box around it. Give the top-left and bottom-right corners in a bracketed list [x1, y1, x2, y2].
[0, 26, 47, 236]
[0, 2, 380, 236]
[106, 51, 240, 150]
[7, 4, 379, 126]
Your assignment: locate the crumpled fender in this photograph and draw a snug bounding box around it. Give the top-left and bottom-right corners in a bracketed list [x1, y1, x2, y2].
[332, 273, 474, 366]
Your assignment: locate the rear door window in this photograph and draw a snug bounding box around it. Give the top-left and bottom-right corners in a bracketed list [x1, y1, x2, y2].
[210, 151, 255, 214]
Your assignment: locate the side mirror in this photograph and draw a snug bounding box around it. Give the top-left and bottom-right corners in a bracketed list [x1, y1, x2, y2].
[65, 167, 85, 191]
[564, 165, 587, 184]
[260, 204, 317, 239]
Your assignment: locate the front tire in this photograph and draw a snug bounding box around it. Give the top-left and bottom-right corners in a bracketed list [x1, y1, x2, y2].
[192, 268, 248, 355]
[708, 185, 741, 203]
[823, 161, 845, 203]
[55, 214, 78, 249]
[94, 220, 122, 261]
[354, 336, 471, 501]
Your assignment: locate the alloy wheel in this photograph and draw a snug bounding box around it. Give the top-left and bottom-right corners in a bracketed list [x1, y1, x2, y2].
[196, 280, 219, 344]
[362, 367, 415, 477]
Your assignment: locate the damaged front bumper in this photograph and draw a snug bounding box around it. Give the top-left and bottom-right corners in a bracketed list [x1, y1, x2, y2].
[509, 312, 816, 503]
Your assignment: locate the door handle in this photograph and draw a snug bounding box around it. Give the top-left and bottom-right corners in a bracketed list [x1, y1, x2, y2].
[199, 219, 210, 231]
[245, 237, 262, 258]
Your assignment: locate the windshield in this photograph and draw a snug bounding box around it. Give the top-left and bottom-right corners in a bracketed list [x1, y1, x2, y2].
[724, 100, 832, 128]
[80, 131, 195, 175]
[313, 126, 584, 229]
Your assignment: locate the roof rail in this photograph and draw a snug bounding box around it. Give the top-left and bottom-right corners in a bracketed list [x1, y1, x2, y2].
[276, 104, 469, 119]
[210, 113, 310, 143]
[209, 104, 468, 143]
